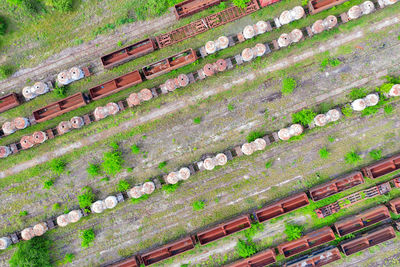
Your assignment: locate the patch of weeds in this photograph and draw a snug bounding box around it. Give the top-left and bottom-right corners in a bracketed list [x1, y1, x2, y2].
[214, 197, 220, 203]
[265, 160, 273, 169]
[193, 117, 202, 124]
[50, 158, 66, 175]
[162, 181, 182, 194]
[348, 88, 368, 101]
[319, 147, 330, 159]
[100, 177, 110, 182]
[52, 203, 61, 211]
[244, 222, 264, 240]
[369, 149, 382, 160]
[235, 239, 257, 258]
[80, 229, 95, 248]
[246, 130, 265, 142]
[341, 105, 353, 117]
[117, 41, 123, 47]
[158, 161, 167, 170]
[130, 194, 149, 204]
[43, 179, 54, 190]
[192, 200, 205, 211]
[384, 104, 393, 114]
[78, 186, 95, 210]
[281, 77, 297, 95]
[328, 136, 335, 143]
[344, 150, 362, 165]
[292, 109, 316, 126]
[227, 103, 235, 111]
[0, 65, 13, 80]
[320, 57, 341, 70]
[87, 163, 101, 177]
[63, 253, 75, 264]
[102, 146, 124, 176]
[376, 83, 393, 94]
[53, 85, 68, 98]
[117, 180, 130, 192]
[284, 224, 303, 241]
[131, 144, 140, 154]
[19, 210, 28, 217]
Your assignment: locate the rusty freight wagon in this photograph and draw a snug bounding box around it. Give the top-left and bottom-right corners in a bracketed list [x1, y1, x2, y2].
[89, 70, 143, 100]
[109, 256, 140, 267]
[142, 49, 197, 80]
[101, 39, 157, 69]
[139, 236, 196, 266]
[308, 0, 349, 14]
[284, 246, 342, 267]
[32, 93, 87, 123]
[196, 215, 251, 245]
[362, 154, 400, 179]
[277, 227, 335, 258]
[333, 205, 390, 237]
[258, 0, 281, 7]
[0, 93, 21, 113]
[340, 225, 396, 256]
[255, 193, 309, 223]
[227, 248, 276, 267]
[308, 172, 364, 201]
[389, 198, 400, 214]
[174, 0, 223, 19]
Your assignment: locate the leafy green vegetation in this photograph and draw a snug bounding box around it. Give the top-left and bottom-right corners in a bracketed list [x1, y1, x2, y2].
[53, 85, 68, 98]
[344, 150, 362, 165]
[50, 158, 66, 175]
[0, 16, 7, 35]
[43, 179, 54, 189]
[341, 105, 353, 117]
[369, 149, 382, 160]
[235, 239, 257, 258]
[158, 161, 167, 170]
[9, 236, 52, 267]
[86, 163, 101, 177]
[384, 104, 393, 114]
[131, 144, 141, 154]
[19, 210, 28, 216]
[328, 136, 335, 143]
[320, 57, 342, 70]
[52, 203, 61, 211]
[0, 65, 13, 80]
[281, 77, 297, 95]
[292, 109, 316, 126]
[265, 160, 273, 169]
[162, 182, 182, 194]
[63, 253, 75, 264]
[130, 193, 149, 204]
[117, 180, 130, 192]
[376, 83, 393, 94]
[233, 0, 251, 8]
[246, 130, 265, 142]
[319, 147, 330, 159]
[102, 144, 124, 176]
[193, 117, 202, 124]
[192, 200, 205, 211]
[348, 88, 368, 100]
[227, 103, 235, 111]
[284, 224, 303, 241]
[80, 229, 95, 248]
[43, 0, 73, 12]
[244, 222, 264, 240]
[77, 186, 95, 210]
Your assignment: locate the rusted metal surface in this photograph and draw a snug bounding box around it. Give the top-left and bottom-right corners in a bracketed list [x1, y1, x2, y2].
[0, 93, 20, 114]
[101, 39, 157, 69]
[334, 205, 390, 237]
[139, 236, 195, 265]
[32, 93, 87, 123]
[174, 0, 222, 19]
[89, 70, 143, 100]
[389, 198, 400, 214]
[196, 215, 251, 245]
[108, 256, 140, 267]
[227, 248, 276, 267]
[285, 246, 341, 267]
[362, 154, 400, 179]
[308, 0, 349, 14]
[255, 193, 309, 223]
[308, 172, 364, 201]
[259, 0, 281, 7]
[277, 227, 335, 258]
[340, 225, 396, 256]
[142, 49, 197, 80]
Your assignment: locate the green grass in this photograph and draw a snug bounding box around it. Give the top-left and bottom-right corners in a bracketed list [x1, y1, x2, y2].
[86, 163, 101, 177]
[284, 224, 303, 241]
[281, 77, 297, 95]
[162, 182, 182, 194]
[235, 239, 257, 258]
[344, 150, 362, 165]
[192, 200, 205, 211]
[246, 130, 265, 143]
[158, 161, 167, 170]
[193, 117, 202, 124]
[265, 160, 273, 169]
[19, 210, 28, 217]
[117, 180, 130, 192]
[348, 87, 368, 101]
[43, 179, 54, 190]
[131, 144, 141, 154]
[319, 147, 330, 159]
[227, 103, 235, 111]
[80, 228, 95, 248]
[369, 149, 382, 160]
[52, 203, 61, 211]
[292, 109, 316, 126]
[320, 57, 342, 70]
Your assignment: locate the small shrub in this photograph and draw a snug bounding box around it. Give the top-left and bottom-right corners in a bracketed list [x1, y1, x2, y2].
[320, 57, 341, 70]
[246, 130, 265, 142]
[292, 109, 316, 126]
[281, 77, 297, 95]
[80, 229, 95, 248]
[301, 0, 308, 6]
[376, 83, 393, 94]
[115, 16, 135, 25]
[244, 222, 264, 240]
[43, 179, 54, 190]
[19, 210, 28, 217]
[398, 35, 400, 41]
[0, 16, 7, 35]
[117, 41, 123, 47]
[193, 117, 202, 124]
[130, 193, 149, 204]
[87, 163, 101, 177]
[102, 148, 123, 176]
[361, 105, 380, 117]
[235, 239, 257, 258]
[53, 85, 68, 98]
[284, 224, 303, 241]
[192, 200, 205, 211]
[9, 236, 52, 267]
[328, 136, 335, 143]
[344, 150, 362, 165]
[64, 253, 75, 263]
[158, 161, 167, 170]
[117, 180, 130, 192]
[0, 65, 13, 80]
[232, 0, 251, 8]
[369, 149, 382, 160]
[100, 177, 110, 182]
[348, 88, 368, 100]
[78, 186, 95, 209]
[44, 0, 73, 12]
[227, 103, 235, 111]
[131, 144, 140, 154]
[384, 104, 393, 114]
[265, 160, 273, 169]
[52, 203, 61, 211]
[319, 147, 330, 159]
[162, 182, 181, 194]
[341, 105, 353, 117]
[50, 158, 66, 175]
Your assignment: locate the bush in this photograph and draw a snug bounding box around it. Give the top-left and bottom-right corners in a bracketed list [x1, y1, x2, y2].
[158, 161, 167, 170]
[193, 117, 202, 124]
[344, 150, 362, 165]
[369, 149, 382, 160]
[131, 144, 141, 154]
[284, 224, 303, 241]
[348, 88, 368, 100]
[0, 16, 7, 35]
[292, 109, 316, 126]
[384, 104, 393, 114]
[227, 103, 235, 111]
[0, 65, 13, 80]
[63, 253, 75, 264]
[376, 83, 393, 94]
[244, 222, 264, 240]
[19, 210, 28, 216]
[246, 130, 265, 142]
[341, 105, 353, 117]
[102, 149, 123, 176]
[319, 147, 330, 159]
[320, 57, 341, 70]
[328, 136, 335, 143]
[50, 158, 66, 175]
[232, 0, 251, 8]
[282, 77, 297, 95]
[192, 200, 205, 211]
[9, 236, 52, 267]
[117, 180, 130, 192]
[87, 163, 101, 177]
[130, 193, 149, 204]
[235, 239, 257, 258]
[162, 182, 181, 194]
[43, 179, 54, 189]
[78, 186, 95, 209]
[80, 229, 95, 248]
[52, 203, 61, 211]
[265, 160, 273, 169]
[44, 0, 73, 12]
[53, 85, 68, 98]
